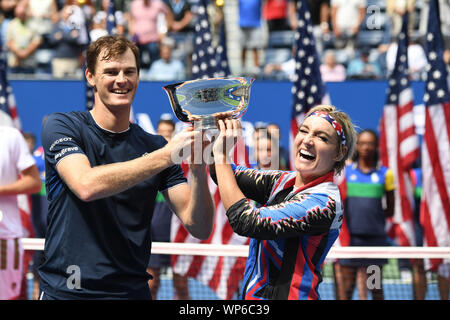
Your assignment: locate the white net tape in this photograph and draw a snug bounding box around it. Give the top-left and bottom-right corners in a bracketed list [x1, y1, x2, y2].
[21, 238, 450, 259]
[21, 238, 450, 300]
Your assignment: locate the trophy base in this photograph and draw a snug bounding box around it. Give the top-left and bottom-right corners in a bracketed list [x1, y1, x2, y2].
[193, 116, 218, 131]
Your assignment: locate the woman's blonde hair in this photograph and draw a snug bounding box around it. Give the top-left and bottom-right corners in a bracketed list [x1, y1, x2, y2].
[305, 105, 357, 174]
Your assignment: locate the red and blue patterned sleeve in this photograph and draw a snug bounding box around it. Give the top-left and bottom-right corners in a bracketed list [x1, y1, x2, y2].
[232, 165, 285, 205]
[209, 164, 285, 205]
[226, 192, 338, 240]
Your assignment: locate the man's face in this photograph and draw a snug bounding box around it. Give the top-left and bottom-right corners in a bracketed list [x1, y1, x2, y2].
[86, 47, 139, 110]
[160, 45, 171, 62]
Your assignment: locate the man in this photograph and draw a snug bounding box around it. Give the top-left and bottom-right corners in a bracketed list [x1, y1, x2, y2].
[38, 35, 214, 300]
[6, 0, 42, 74]
[147, 37, 185, 81]
[0, 126, 41, 300]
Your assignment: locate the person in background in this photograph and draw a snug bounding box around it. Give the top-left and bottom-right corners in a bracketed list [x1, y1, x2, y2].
[129, 0, 170, 70]
[49, 4, 84, 78]
[0, 126, 41, 300]
[26, 0, 59, 46]
[263, 44, 295, 81]
[330, 0, 366, 56]
[6, 0, 42, 74]
[267, 122, 289, 170]
[385, 34, 427, 80]
[163, 0, 193, 75]
[90, 0, 127, 41]
[336, 129, 395, 300]
[288, 0, 331, 55]
[253, 130, 278, 170]
[146, 36, 185, 80]
[346, 47, 382, 79]
[386, 0, 416, 38]
[408, 164, 427, 300]
[263, 0, 289, 33]
[207, 0, 224, 47]
[0, 0, 19, 47]
[164, 0, 192, 34]
[238, 0, 264, 76]
[65, 0, 95, 48]
[320, 49, 346, 82]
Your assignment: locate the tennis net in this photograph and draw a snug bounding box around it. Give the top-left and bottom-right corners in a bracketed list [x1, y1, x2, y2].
[22, 239, 450, 300]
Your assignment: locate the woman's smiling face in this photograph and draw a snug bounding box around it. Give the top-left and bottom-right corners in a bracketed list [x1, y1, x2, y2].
[293, 115, 341, 184]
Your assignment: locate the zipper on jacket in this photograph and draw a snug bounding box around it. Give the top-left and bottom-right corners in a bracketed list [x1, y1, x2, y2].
[242, 240, 260, 299]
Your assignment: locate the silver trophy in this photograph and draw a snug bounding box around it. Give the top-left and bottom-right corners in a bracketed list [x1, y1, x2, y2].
[163, 77, 254, 130]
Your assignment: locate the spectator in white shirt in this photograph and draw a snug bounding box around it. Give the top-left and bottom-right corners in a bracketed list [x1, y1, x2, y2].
[330, 0, 366, 53]
[146, 36, 185, 80]
[386, 36, 427, 80]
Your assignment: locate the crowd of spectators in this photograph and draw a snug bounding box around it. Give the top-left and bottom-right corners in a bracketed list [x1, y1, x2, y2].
[0, 0, 449, 81]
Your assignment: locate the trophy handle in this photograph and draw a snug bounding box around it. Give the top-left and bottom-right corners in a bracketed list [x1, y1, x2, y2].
[163, 82, 190, 123]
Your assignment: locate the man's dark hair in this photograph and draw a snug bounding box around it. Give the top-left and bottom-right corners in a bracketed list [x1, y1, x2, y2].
[86, 35, 140, 74]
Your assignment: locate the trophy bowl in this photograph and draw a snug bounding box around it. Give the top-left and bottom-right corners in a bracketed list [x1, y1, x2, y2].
[163, 77, 254, 130]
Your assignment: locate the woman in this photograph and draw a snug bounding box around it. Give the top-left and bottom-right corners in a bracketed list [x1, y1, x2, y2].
[211, 105, 357, 300]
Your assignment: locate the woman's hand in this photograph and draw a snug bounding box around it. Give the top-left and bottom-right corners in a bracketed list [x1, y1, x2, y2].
[212, 118, 242, 164]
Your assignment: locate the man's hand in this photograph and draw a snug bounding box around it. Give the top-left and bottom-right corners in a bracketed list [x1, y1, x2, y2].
[163, 126, 204, 165]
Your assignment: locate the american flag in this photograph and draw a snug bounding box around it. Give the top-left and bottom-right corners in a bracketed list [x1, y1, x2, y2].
[191, 0, 222, 79]
[170, 0, 250, 299]
[85, 0, 119, 110]
[420, 0, 450, 272]
[106, 0, 118, 35]
[289, 0, 329, 171]
[85, 25, 94, 111]
[289, 0, 350, 251]
[85, 82, 95, 110]
[379, 12, 419, 247]
[102, 1, 136, 122]
[215, 20, 231, 77]
[170, 158, 250, 300]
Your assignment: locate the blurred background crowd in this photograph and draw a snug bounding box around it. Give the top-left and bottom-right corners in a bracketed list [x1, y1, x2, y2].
[1, 0, 449, 82]
[1, 0, 449, 301]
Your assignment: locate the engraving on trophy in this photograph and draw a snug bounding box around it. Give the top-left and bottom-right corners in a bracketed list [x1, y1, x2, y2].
[194, 88, 219, 102]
